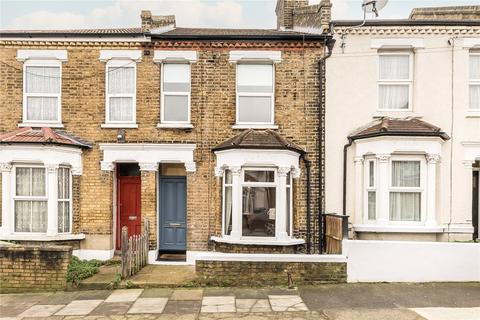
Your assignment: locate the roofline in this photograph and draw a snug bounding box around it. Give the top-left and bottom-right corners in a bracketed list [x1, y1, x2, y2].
[0, 141, 92, 149]
[148, 33, 330, 41]
[211, 145, 306, 155]
[348, 131, 450, 141]
[332, 19, 480, 27]
[0, 32, 145, 39]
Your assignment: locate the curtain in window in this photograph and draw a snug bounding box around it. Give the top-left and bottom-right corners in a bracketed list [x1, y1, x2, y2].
[26, 97, 58, 121]
[470, 55, 480, 80]
[368, 191, 376, 220]
[238, 96, 272, 123]
[390, 192, 421, 221]
[224, 186, 232, 235]
[242, 187, 276, 237]
[392, 161, 420, 187]
[108, 67, 134, 94]
[379, 55, 409, 80]
[58, 167, 71, 233]
[470, 85, 480, 110]
[25, 66, 60, 121]
[15, 168, 47, 232]
[379, 85, 409, 110]
[109, 97, 133, 121]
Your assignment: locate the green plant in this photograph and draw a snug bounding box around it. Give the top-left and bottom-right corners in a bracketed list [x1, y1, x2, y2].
[125, 280, 136, 289]
[66, 256, 104, 285]
[108, 273, 122, 289]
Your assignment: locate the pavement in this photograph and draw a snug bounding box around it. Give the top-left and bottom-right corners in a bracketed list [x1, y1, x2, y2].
[0, 283, 479, 319]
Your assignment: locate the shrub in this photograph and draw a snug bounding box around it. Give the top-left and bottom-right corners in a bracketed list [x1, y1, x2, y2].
[67, 256, 104, 285]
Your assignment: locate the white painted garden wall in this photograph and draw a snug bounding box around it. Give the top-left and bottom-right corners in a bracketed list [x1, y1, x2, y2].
[345, 240, 480, 282]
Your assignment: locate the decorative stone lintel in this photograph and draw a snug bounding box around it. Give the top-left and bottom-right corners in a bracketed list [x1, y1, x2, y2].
[426, 154, 441, 164]
[354, 156, 364, 164]
[100, 161, 114, 171]
[0, 163, 13, 172]
[463, 160, 475, 169]
[230, 166, 242, 176]
[184, 162, 196, 173]
[214, 167, 224, 177]
[46, 163, 59, 173]
[71, 167, 83, 176]
[278, 166, 291, 176]
[376, 153, 391, 163]
[139, 162, 159, 171]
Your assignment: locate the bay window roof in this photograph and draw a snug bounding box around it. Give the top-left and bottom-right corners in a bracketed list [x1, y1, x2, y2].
[0, 127, 92, 149]
[349, 118, 450, 141]
[213, 129, 305, 154]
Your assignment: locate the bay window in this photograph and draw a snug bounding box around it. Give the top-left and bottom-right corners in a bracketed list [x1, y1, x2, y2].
[469, 54, 480, 110]
[236, 64, 274, 125]
[378, 53, 412, 110]
[389, 160, 421, 222]
[105, 61, 136, 124]
[161, 63, 191, 124]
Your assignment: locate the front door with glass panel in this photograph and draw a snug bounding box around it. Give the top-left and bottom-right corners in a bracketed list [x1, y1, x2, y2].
[159, 176, 187, 251]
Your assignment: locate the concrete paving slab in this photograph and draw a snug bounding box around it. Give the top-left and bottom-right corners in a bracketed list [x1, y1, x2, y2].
[127, 297, 168, 314]
[163, 300, 202, 314]
[412, 307, 480, 320]
[201, 296, 236, 313]
[170, 289, 203, 301]
[90, 302, 132, 315]
[17, 305, 65, 318]
[37, 291, 81, 305]
[55, 299, 103, 316]
[156, 314, 197, 320]
[267, 288, 299, 295]
[0, 304, 36, 318]
[74, 290, 112, 300]
[233, 288, 269, 299]
[323, 308, 425, 320]
[0, 293, 52, 307]
[104, 289, 143, 302]
[197, 311, 327, 319]
[236, 299, 272, 313]
[204, 288, 236, 296]
[269, 295, 308, 312]
[140, 288, 173, 298]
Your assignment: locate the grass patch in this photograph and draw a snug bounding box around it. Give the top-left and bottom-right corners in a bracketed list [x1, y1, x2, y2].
[67, 256, 105, 285]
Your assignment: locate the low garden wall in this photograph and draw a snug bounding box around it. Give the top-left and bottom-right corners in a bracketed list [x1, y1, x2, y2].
[0, 242, 72, 292]
[196, 253, 347, 286]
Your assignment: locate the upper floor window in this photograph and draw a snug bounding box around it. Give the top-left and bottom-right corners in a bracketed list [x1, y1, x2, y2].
[105, 61, 136, 124]
[161, 63, 191, 124]
[469, 54, 480, 110]
[236, 64, 275, 125]
[378, 53, 412, 111]
[23, 62, 62, 124]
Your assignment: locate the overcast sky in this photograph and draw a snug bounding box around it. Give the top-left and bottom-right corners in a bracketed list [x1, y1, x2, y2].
[1, 0, 479, 30]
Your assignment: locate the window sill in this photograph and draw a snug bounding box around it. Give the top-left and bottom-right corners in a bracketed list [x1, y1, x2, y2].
[157, 123, 194, 129]
[101, 123, 138, 129]
[18, 122, 64, 128]
[372, 111, 422, 119]
[465, 111, 480, 118]
[232, 124, 279, 130]
[0, 233, 86, 241]
[353, 224, 443, 233]
[210, 236, 305, 246]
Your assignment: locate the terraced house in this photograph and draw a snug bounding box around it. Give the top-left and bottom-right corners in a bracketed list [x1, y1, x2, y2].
[0, 0, 335, 263]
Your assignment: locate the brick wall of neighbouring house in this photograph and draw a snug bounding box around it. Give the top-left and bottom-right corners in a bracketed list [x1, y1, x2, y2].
[0, 40, 324, 252]
[0, 243, 72, 292]
[196, 260, 347, 286]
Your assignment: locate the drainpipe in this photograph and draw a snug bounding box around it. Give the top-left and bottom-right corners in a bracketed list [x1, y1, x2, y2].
[318, 37, 336, 253]
[302, 155, 312, 254]
[342, 137, 354, 215]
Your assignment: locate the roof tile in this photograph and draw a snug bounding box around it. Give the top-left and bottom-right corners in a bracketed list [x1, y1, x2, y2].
[0, 127, 92, 148]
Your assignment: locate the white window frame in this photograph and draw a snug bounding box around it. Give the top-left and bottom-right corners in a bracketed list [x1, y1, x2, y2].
[22, 60, 62, 126]
[221, 169, 233, 236]
[364, 158, 377, 221]
[286, 172, 293, 237]
[104, 60, 137, 126]
[235, 63, 275, 126]
[469, 52, 480, 111]
[387, 155, 426, 225]
[160, 62, 191, 125]
[12, 165, 48, 234]
[57, 166, 72, 234]
[377, 52, 413, 112]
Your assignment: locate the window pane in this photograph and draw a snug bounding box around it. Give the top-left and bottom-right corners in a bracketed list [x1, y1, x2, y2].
[163, 64, 190, 92]
[31, 168, 46, 196]
[286, 186, 291, 236]
[15, 200, 47, 232]
[27, 97, 58, 121]
[237, 64, 273, 93]
[224, 186, 232, 235]
[379, 85, 409, 110]
[470, 85, 480, 110]
[470, 55, 480, 80]
[244, 170, 275, 183]
[58, 168, 70, 200]
[26, 66, 60, 93]
[242, 187, 276, 237]
[392, 161, 420, 187]
[379, 55, 409, 80]
[58, 201, 70, 233]
[238, 96, 272, 123]
[389, 192, 421, 221]
[16, 168, 30, 196]
[368, 191, 376, 220]
[164, 95, 188, 122]
[225, 170, 232, 184]
[31, 201, 48, 232]
[15, 200, 30, 232]
[109, 97, 133, 121]
[286, 172, 291, 186]
[369, 161, 374, 187]
[108, 67, 134, 94]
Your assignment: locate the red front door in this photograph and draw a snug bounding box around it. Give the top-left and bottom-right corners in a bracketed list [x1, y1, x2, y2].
[117, 176, 141, 249]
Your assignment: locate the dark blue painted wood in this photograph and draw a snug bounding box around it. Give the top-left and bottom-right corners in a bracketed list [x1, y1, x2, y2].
[159, 177, 187, 251]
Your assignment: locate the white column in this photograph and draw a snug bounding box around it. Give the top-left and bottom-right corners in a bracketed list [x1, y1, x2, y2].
[46, 164, 59, 236]
[354, 157, 364, 225]
[276, 167, 290, 241]
[1, 163, 13, 235]
[229, 166, 242, 240]
[376, 154, 391, 225]
[425, 154, 440, 227]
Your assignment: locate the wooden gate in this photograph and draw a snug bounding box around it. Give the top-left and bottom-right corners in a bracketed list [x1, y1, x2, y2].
[121, 218, 149, 279]
[323, 214, 348, 254]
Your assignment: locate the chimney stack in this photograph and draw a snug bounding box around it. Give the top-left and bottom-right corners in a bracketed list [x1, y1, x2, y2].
[141, 10, 176, 33]
[276, 0, 332, 33]
[409, 6, 480, 20]
[276, 0, 309, 30]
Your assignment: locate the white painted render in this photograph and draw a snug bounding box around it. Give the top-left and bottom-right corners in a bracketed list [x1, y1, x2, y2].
[73, 249, 115, 261]
[326, 28, 480, 241]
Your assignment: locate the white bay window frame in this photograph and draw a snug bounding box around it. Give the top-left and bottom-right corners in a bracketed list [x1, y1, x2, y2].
[22, 60, 62, 126]
[377, 52, 413, 111]
[364, 158, 377, 221]
[160, 63, 192, 126]
[57, 166, 72, 234]
[469, 53, 480, 111]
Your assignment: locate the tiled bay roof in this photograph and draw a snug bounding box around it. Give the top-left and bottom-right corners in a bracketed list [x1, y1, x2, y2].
[349, 118, 450, 141]
[213, 129, 305, 154]
[0, 27, 142, 35]
[0, 127, 92, 149]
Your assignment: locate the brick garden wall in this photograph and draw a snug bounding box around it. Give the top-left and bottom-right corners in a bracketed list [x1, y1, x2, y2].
[0, 243, 72, 292]
[196, 260, 347, 286]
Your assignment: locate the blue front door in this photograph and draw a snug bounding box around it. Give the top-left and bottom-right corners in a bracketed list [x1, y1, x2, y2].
[159, 177, 187, 251]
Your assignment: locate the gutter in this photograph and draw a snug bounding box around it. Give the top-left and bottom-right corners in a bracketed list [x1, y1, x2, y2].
[149, 34, 330, 41]
[333, 19, 480, 27]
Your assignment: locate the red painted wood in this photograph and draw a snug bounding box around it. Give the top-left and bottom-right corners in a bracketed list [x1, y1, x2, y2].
[116, 176, 141, 250]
